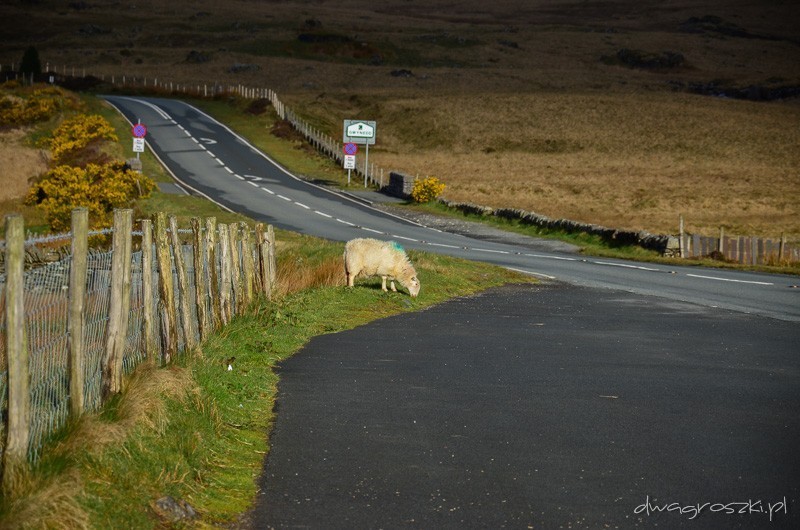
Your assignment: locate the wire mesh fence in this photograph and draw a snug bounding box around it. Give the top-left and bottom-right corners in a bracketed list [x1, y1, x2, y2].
[0, 212, 276, 474]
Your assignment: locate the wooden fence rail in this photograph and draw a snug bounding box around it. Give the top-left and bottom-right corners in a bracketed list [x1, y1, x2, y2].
[1, 209, 276, 489]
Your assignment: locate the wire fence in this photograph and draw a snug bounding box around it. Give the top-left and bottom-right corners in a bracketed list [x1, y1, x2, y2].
[0, 210, 276, 481]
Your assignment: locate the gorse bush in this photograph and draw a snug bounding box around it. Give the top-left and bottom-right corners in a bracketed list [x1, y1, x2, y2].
[411, 176, 446, 203]
[26, 162, 155, 231]
[50, 113, 118, 165]
[0, 84, 75, 127]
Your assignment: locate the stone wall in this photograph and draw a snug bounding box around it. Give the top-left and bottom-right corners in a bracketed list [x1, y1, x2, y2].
[382, 171, 415, 199]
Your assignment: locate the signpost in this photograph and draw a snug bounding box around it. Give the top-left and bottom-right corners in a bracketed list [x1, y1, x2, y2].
[343, 142, 358, 184]
[132, 120, 147, 159]
[343, 120, 376, 187]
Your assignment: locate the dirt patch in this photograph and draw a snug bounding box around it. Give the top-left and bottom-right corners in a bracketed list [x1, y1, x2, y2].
[0, 129, 48, 201]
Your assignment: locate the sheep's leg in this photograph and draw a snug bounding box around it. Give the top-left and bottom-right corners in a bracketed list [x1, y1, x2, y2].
[346, 267, 355, 287]
[389, 280, 397, 292]
[381, 276, 389, 292]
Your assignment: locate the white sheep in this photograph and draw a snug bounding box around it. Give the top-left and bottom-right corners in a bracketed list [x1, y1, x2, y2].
[343, 238, 420, 297]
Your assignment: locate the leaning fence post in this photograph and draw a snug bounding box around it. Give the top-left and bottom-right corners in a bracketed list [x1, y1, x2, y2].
[102, 209, 133, 397]
[2, 215, 30, 490]
[169, 216, 196, 352]
[678, 214, 685, 258]
[779, 232, 786, 263]
[68, 208, 88, 419]
[191, 217, 209, 342]
[153, 212, 177, 363]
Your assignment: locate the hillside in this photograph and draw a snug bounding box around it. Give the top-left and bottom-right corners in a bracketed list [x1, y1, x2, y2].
[1, 0, 798, 237]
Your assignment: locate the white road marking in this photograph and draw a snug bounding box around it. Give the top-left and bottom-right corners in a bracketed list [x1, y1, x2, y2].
[277, 194, 292, 201]
[225, 167, 235, 175]
[524, 254, 578, 261]
[294, 202, 310, 209]
[392, 235, 419, 242]
[686, 274, 773, 286]
[315, 210, 332, 218]
[362, 227, 384, 234]
[506, 267, 557, 280]
[261, 187, 275, 195]
[248, 181, 259, 187]
[472, 248, 510, 255]
[336, 218, 355, 226]
[428, 243, 461, 249]
[214, 157, 224, 165]
[592, 260, 662, 272]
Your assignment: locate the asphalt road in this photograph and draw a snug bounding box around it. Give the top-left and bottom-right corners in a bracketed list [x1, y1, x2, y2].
[103, 96, 800, 322]
[251, 284, 798, 529]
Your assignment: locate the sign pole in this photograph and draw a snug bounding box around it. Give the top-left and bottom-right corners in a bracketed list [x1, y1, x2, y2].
[136, 119, 141, 161]
[364, 143, 370, 187]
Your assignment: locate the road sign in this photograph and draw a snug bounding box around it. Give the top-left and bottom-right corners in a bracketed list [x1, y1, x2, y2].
[343, 120, 376, 145]
[344, 142, 358, 155]
[344, 155, 356, 169]
[132, 123, 147, 138]
[132, 137, 145, 153]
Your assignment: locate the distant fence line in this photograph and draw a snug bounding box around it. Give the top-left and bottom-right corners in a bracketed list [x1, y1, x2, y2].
[0, 208, 277, 488]
[1, 61, 796, 263]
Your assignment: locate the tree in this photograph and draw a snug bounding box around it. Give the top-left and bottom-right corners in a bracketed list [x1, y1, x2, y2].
[19, 46, 42, 76]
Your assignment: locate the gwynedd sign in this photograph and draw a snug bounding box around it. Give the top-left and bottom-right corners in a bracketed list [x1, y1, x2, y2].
[343, 120, 376, 145]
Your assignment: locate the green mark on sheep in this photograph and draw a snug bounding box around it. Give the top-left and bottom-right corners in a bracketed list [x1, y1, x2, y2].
[390, 241, 405, 253]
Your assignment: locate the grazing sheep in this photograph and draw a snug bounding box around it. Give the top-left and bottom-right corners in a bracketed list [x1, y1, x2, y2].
[344, 238, 420, 297]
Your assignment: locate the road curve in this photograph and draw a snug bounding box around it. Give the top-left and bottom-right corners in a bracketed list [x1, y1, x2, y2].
[103, 96, 800, 322]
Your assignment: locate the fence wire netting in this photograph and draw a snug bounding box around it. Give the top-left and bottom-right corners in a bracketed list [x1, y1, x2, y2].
[1, 233, 227, 466]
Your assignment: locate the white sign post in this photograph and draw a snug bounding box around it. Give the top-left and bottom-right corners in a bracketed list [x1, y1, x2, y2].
[343, 120, 376, 187]
[343, 155, 356, 184]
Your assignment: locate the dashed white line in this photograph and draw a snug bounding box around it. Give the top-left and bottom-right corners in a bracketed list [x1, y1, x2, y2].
[225, 167, 235, 175]
[506, 267, 557, 280]
[294, 202, 310, 209]
[428, 243, 461, 249]
[315, 210, 332, 218]
[362, 227, 384, 234]
[392, 235, 419, 242]
[686, 274, 773, 286]
[261, 187, 275, 195]
[214, 157, 224, 165]
[472, 248, 510, 255]
[184, 130, 192, 137]
[524, 254, 579, 261]
[336, 218, 355, 226]
[277, 194, 292, 201]
[247, 181, 260, 187]
[593, 260, 662, 272]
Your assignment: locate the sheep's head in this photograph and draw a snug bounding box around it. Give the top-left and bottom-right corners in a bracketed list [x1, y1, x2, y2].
[406, 275, 420, 297]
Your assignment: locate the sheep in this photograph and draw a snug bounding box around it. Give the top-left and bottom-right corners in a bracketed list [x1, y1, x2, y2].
[343, 238, 420, 297]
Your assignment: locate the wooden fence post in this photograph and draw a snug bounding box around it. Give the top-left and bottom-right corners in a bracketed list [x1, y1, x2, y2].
[718, 227, 724, 254]
[153, 212, 177, 363]
[191, 218, 210, 342]
[205, 217, 221, 330]
[267, 224, 277, 292]
[229, 223, 243, 315]
[169, 216, 196, 352]
[68, 208, 88, 419]
[102, 209, 133, 397]
[218, 223, 232, 325]
[2, 215, 30, 489]
[240, 222, 254, 308]
[255, 223, 270, 299]
[779, 232, 786, 263]
[140, 219, 157, 364]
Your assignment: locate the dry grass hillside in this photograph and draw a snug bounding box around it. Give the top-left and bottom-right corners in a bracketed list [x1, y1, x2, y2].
[1, 0, 798, 238]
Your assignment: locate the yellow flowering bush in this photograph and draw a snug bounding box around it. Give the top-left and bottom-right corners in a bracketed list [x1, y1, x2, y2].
[411, 176, 446, 203]
[50, 114, 118, 164]
[26, 162, 155, 231]
[0, 84, 75, 126]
